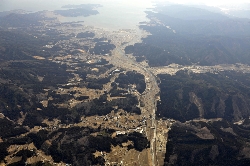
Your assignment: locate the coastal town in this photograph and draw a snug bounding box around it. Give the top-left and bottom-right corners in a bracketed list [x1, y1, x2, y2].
[1, 3, 250, 165]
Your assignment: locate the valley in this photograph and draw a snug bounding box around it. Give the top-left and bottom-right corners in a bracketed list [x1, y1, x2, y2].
[1, 2, 250, 166]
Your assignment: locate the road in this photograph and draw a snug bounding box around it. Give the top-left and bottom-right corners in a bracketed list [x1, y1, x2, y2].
[107, 44, 159, 166]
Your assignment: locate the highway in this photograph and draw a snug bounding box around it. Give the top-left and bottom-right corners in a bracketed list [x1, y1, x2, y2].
[108, 44, 160, 166]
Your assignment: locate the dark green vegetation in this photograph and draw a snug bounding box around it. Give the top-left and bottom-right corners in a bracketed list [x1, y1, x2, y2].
[86, 94, 141, 116]
[125, 5, 250, 66]
[0, 117, 27, 139]
[54, 4, 101, 17]
[89, 40, 116, 55]
[115, 71, 146, 94]
[139, 4, 250, 165]
[0, 126, 149, 166]
[0, 14, 143, 164]
[0, 133, 35, 164]
[44, 128, 149, 165]
[157, 71, 250, 122]
[165, 120, 250, 165]
[76, 31, 95, 38]
[0, 28, 121, 123]
[0, 59, 73, 121]
[2, 2, 250, 165]
[0, 30, 48, 60]
[161, 70, 250, 165]
[0, 12, 44, 28]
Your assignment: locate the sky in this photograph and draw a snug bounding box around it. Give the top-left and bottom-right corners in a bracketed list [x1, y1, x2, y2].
[155, 0, 250, 6]
[1, 0, 249, 10]
[0, 0, 249, 31]
[0, 0, 249, 12]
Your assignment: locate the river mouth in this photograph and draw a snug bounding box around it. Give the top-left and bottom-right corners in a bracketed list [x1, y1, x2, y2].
[0, 0, 154, 31]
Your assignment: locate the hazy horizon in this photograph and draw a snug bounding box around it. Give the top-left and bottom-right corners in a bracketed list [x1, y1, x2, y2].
[0, 0, 249, 30]
[1, 0, 250, 12]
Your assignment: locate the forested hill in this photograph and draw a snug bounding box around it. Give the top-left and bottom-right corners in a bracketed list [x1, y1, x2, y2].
[125, 4, 250, 66]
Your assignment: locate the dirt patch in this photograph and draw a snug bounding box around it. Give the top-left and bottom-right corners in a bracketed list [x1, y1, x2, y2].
[196, 126, 214, 139]
[33, 56, 45, 60]
[105, 145, 150, 166]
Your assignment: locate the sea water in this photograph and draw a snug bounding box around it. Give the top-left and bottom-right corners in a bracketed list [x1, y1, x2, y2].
[0, 0, 154, 31]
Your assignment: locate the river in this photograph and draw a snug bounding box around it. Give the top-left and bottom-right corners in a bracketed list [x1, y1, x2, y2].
[0, 0, 154, 31]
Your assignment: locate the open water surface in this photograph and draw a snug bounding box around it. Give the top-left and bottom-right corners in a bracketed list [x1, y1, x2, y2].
[0, 0, 154, 30]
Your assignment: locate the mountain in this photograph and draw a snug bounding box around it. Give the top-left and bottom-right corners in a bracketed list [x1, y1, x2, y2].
[125, 4, 250, 67]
